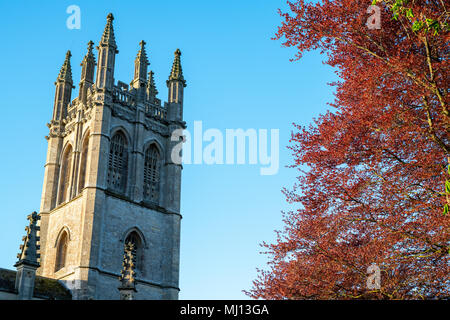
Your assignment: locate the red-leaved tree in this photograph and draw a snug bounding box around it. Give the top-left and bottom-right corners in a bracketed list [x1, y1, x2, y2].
[246, 0, 449, 299]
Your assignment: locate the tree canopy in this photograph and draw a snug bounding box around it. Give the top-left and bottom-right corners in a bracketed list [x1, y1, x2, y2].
[246, 0, 449, 299]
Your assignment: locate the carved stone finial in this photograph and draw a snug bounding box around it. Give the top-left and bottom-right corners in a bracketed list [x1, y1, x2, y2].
[87, 41, 95, 55]
[131, 41, 150, 91]
[168, 48, 186, 86]
[147, 70, 159, 102]
[56, 50, 73, 84]
[81, 41, 96, 67]
[118, 241, 137, 299]
[100, 13, 117, 49]
[15, 212, 41, 268]
[135, 40, 149, 66]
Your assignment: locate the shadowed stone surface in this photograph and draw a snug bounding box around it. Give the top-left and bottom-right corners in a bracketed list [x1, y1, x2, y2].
[0, 268, 72, 300]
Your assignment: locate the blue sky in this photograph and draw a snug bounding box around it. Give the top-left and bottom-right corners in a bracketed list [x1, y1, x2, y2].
[0, 0, 336, 299]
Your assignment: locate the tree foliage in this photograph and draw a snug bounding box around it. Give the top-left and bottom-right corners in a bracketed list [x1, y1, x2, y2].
[246, 0, 449, 299]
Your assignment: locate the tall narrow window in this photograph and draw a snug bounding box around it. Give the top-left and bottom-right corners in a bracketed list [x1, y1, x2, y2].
[55, 231, 68, 272]
[58, 145, 73, 205]
[143, 144, 161, 203]
[107, 132, 128, 193]
[125, 231, 143, 272]
[78, 134, 89, 193]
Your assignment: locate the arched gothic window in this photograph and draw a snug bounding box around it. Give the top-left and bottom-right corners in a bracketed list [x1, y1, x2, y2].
[58, 145, 73, 205]
[143, 144, 161, 202]
[107, 132, 128, 193]
[55, 231, 68, 272]
[78, 134, 89, 193]
[125, 231, 143, 272]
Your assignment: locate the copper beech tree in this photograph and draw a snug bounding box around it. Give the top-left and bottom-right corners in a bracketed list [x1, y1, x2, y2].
[246, 0, 449, 299]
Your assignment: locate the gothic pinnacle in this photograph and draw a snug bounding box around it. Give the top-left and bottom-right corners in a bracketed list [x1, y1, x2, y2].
[87, 40, 94, 53]
[119, 242, 137, 290]
[100, 13, 117, 50]
[81, 40, 96, 66]
[79, 40, 96, 101]
[135, 40, 149, 66]
[15, 212, 41, 268]
[57, 50, 73, 84]
[147, 70, 158, 97]
[168, 49, 186, 86]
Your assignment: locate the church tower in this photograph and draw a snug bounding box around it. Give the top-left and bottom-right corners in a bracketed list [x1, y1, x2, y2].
[37, 13, 186, 300]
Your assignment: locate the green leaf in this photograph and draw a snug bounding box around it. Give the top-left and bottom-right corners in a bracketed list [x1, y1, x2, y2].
[446, 180, 450, 194]
[412, 21, 423, 32]
[444, 204, 449, 216]
[405, 8, 414, 19]
[425, 18, 435, 26]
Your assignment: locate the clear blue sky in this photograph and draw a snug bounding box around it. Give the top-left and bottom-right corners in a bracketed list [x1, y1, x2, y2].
[0, 0, 336, 299]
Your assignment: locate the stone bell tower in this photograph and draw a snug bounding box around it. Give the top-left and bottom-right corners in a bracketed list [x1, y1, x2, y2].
[36, 13, 186, 300]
